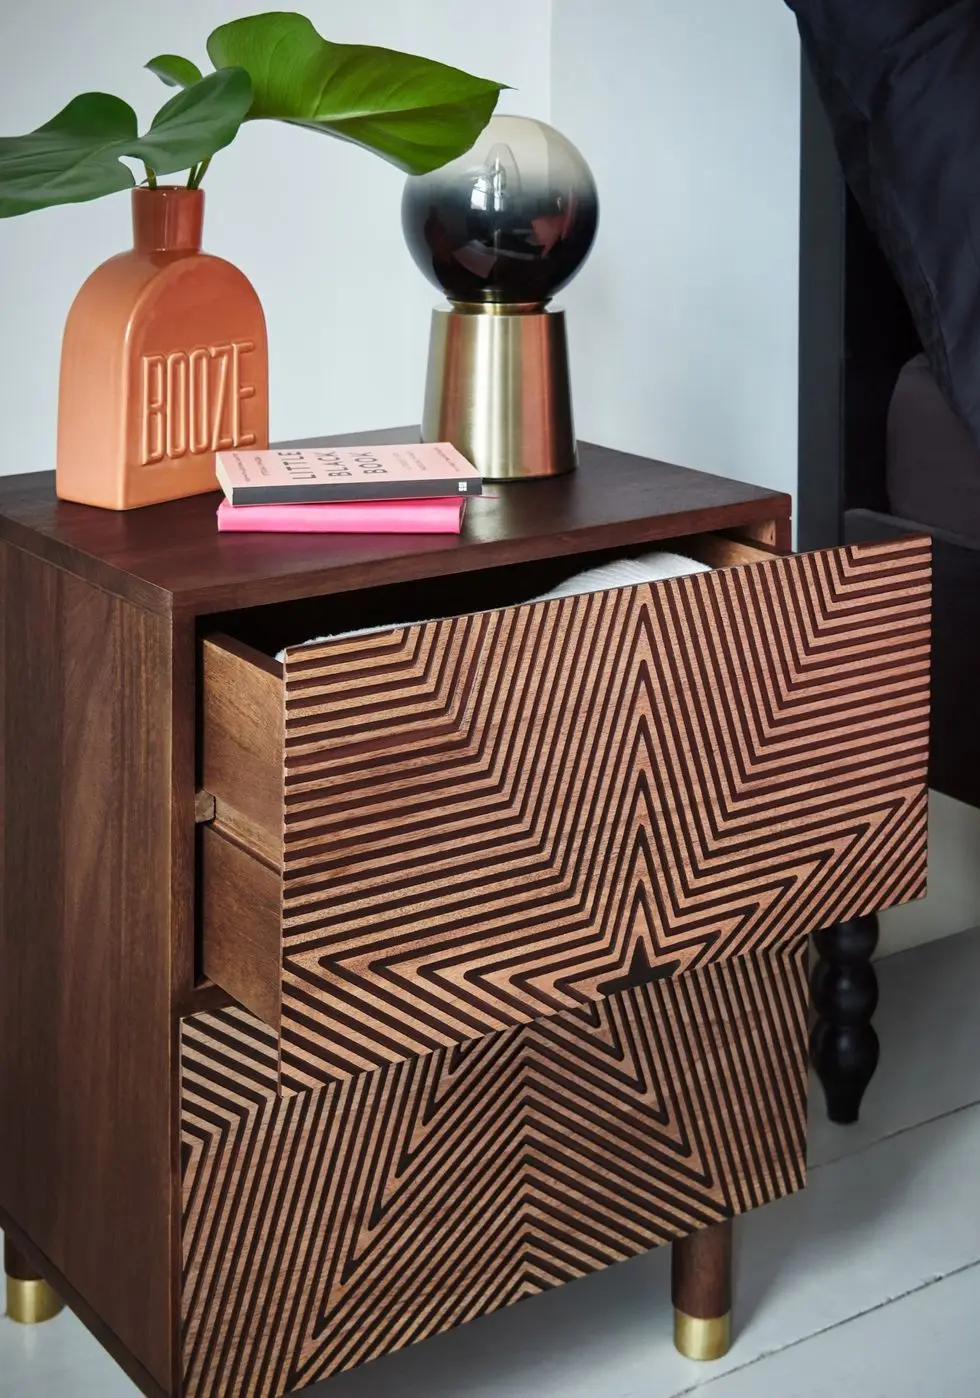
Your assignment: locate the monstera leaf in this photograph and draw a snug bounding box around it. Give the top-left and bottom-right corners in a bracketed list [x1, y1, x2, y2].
[193, 12, 504, 175]
[146, 54, 205, 89]
[0, 68, 252, 217]
[0, 12, 504, 217]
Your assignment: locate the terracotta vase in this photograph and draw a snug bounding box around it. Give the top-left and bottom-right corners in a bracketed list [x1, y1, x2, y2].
[57, 186, 269, 510]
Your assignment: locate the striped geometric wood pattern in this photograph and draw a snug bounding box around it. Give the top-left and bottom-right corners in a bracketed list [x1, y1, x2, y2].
[180, 945, 808, 1398]
[277, 538, 929, 1091]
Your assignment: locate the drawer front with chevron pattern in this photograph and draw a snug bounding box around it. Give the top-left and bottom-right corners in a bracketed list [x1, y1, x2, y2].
[201, 534, 930, 1093]
[180, 944, 808, 1398]
[279, 535, 928, 1089]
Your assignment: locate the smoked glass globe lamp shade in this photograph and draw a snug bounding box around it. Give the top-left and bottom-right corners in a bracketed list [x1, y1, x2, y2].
[402, 116, 598, 308]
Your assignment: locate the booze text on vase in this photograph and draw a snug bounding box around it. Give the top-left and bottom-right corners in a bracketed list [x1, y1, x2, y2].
[140, 339, 257, 467]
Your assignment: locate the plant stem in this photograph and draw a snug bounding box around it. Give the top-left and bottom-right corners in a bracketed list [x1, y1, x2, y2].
[143, 164, 158, 189]
[187, 157, 211, 190]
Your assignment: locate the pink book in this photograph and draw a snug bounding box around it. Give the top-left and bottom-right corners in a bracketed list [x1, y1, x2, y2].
[216, 442, 482, 505]
[216, 497, 466, 535]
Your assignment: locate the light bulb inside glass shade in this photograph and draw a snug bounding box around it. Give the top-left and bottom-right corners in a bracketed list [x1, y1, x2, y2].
[402, 115, 598, 306]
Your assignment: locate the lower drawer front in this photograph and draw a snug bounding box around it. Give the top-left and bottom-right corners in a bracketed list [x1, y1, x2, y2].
[180, 944, 806, 1398]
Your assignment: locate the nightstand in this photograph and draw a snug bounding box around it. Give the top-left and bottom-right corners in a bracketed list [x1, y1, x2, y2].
[0, 432, 930, 1397]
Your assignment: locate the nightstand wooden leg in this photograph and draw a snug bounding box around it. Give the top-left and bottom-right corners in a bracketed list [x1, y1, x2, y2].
[671, 1219, 732, 1360]
[4, 1238, 63, 1324]
[810, 914, 880, 1124]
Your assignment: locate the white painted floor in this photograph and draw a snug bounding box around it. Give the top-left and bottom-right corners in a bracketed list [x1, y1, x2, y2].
[4, 928, 980, 1398]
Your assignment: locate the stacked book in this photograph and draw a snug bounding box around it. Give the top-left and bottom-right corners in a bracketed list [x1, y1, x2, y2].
[215, 443, 482, 535]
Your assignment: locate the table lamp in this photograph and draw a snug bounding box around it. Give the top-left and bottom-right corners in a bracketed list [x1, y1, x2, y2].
[402, 115, 598, 480]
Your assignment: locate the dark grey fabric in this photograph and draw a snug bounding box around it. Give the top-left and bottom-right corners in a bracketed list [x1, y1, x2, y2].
[787, 0, 980, 452]
[887, 353, 980, 543]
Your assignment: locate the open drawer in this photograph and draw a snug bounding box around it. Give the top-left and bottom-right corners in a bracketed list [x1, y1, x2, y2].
[199, 533, 930, 1092]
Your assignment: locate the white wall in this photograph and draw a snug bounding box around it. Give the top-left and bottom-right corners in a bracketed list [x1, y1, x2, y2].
[0, 0, 551, 473]
[551, 0, 801, 501]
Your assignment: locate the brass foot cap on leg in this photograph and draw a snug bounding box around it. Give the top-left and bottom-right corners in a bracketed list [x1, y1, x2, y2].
[673, 1309, 731, 1361]
[6, 1276, 64, 1324]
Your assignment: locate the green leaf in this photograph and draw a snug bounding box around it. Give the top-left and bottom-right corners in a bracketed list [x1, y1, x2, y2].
[146, 54, 204, 89]
[136, 68, 253, 175]
[0, 69, 252, 218]
[0, 93, 137, 217]
[207, 12, 505, 175]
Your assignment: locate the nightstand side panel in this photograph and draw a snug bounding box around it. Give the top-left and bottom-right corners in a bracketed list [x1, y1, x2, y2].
[0, 542, 176, 1391]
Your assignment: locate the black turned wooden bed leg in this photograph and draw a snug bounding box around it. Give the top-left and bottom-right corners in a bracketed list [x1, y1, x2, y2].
[810, 914, 880, 1124]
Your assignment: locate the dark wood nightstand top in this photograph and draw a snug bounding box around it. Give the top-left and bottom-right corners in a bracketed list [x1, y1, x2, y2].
[0, 428, 790, 617]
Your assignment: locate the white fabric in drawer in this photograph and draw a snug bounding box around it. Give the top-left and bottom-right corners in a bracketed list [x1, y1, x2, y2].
[277, 549, 710, 659]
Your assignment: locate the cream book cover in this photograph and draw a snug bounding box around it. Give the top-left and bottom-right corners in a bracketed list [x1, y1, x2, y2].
[216, 442, 482, 505]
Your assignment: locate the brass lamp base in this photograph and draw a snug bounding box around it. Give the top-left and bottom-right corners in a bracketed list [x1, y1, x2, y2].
[6, 1275, 64, 1325]
[421, 303, 576, 481]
